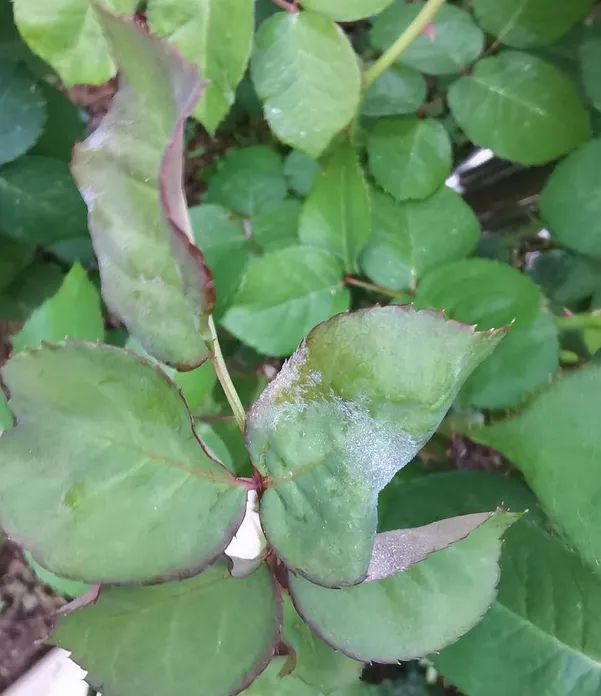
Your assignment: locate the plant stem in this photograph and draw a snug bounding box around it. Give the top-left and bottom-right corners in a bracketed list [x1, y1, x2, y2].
[363, 0, 447, 89]
[555, 313, 601, 332]
[344, 275, 411, 300]
[208, 316, 246, 434]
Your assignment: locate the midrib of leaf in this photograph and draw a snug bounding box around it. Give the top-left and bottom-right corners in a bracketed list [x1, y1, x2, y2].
[472, 75, 548, 119]
[0, 174, 61, 215]
[495, 0, 528, 44]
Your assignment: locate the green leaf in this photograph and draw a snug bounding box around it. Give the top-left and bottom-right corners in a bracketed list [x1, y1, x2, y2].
[475, 366, 601, 574]
[360, 186, 480, 291]
[528, 249, 601, 308]
[0, 259, 64, 322]
[299, 142, 370, 272]
[300, 0, 392, 21]
[53, 561, 280, 696]
[246, 306, 503, 587]
[370, 3, 484, 75]
[283, 595, 362, 693]
[289, 512, 516, 661]
[460, 307, 559, 410]
[11, 263, 104, 353]
[30, 82, 84, 161]
[72, 8, 214, 370]
[367, 117, 452, 202]
[206, 145, 287, 216]
[284, 150, 320, 197]
[252, 199, 301, 252]
[0, 60, 46, 165]
[0, 156, 87, 243]
[251, 11, 361, 157]
[0, 343, 246, 583]
[415, 258, 541, 329]
[244, 657, 319, 696]
[472, 0, 595, 49]
[448, 52, 590, 165]
[580, 31, 601, 112]
[147, 0, 254, 133]
[362, 64, 426, 118]
[221, 246, 350, 357]
[540, 138, 601, 258]
[25, 551, 90, 599]
[0, 391, 11, 435]
[0, 238, 34, 292]
[12, 0, 138, 87]
[190, 203, 249, 317]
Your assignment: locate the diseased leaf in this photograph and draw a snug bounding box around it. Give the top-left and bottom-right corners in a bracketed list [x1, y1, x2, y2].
[0, 343, 246, 583]
[205, 145, 287, 216]
[475, 366, 601, 574]
[299, 142, 370, 272]
[0, 60, 46, 165]
[360, 186, 480, 291]
[246, 306, 503, 587]
[368, 117, 452, 202]
[448, 52, 590, 165]
[540, 138, 601, 258]
[472, 0, 596, 49]
[53, 562, 280, 696]
[222, 246, 349, 357]
[252, 199, 301, 252]
[284, 150, 320, 197]
[147, 0, 254, 133]
[11, 263, 104, 353]
[251, 11, 361, 157]
[72, 8, 214, 370]
[0, 156, 87, 243]
[362, 64, 426, 118]
[301, 0, 393, 22]
[289, 513, 517, 661]
[12, 0, 138, 87]
[371, 3, 484, 75]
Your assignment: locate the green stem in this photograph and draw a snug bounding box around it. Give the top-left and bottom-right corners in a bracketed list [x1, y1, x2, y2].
[363, 0, 447, 89]
[208, 316, 246, 433]
[344, 275, 412, 300]
[555, 313, 601, 332]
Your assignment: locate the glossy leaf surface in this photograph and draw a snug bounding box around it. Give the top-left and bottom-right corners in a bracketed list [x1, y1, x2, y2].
[362, 64, 426, 117]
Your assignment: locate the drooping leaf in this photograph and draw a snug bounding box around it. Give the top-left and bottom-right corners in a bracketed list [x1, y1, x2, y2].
[25, 552, 90, 599]
[72, 8, 214, 370]
[246, 306, 503, 587]
[289, 513, 516, 661]
[284, 150, 320, 197]
[190, 204, 249, 318]
[147, 0, 254, 133]
[11, 263, 104, 353]
[540, 138, 601, 258]
[12, 0, 138, 86]
[251, 11, 361, 157]
[371, 3, 484, 75]
[0, 156, 87, 243]
[222, 246, 350, 357]
[360, 186, 480, 291]
[448, 52, 590, 165]
[299, 142, 371, 272]
[368, 117, 452, 202]
[0, 60, 46, 165]
[362, 64, 426, 117]
[472, 0, 596, 49]
[205, 145, 287, 216]
[30, 82, 84, 161]
[53, 561, 280, 696]
[252, 199, 301, 252]
[475, 366, 601, 573]
[0, 343, 246, 583]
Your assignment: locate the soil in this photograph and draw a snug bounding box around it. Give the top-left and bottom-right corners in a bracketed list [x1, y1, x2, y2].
[0, 540, 66, 691]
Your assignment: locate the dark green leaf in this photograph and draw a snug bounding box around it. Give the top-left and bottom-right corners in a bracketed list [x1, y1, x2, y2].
[448, 52, 590, 165]
[361, 186, 480, 291]
[368, 117, 452, 201]
[0, 156, 87, 243]
[580, 31, 601, 112]
[0, 60, 46, 165]
[0, 259, 63, 321]
[540, 138, 601, 257]
[53, 562, 280, 696]
[528, 249, 601, 307]
[72, 8, 214, 370]
[252, 199, 301, 252]
[147, 0, 254, 133]
[251, 11, 361, 157]
[362, 64, 426, 117]
[0, 343, 246, 583]
[30, 82, 84, 161]
[299, 142, 370, 272]
[222, 246, 349, 357]
[284, 150, 320, 197]
[0, 237, 34, 292]
[247, 306, 503, 586]
[370, 3, 484, 75]
[472, 0, 595, 49]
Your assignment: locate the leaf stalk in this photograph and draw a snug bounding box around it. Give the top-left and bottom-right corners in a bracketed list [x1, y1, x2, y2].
[555, 313, 601, 332]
